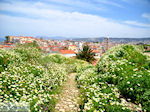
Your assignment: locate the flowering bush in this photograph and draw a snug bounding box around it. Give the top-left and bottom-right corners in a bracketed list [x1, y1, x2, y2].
[76, 66, 133, 112]
[0, 63, 67, 111]
[14, 44, 42, 64]
[0, 43, 75, 111]
[77, 45, 149, 112]
[42, 54, 89, 73]
[96, 45, 150, 111]
[0, 49, 22, 72]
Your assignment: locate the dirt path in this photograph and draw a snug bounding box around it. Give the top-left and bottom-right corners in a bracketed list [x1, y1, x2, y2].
[144, 52, 150, 56]
[55, 73, 80, 112]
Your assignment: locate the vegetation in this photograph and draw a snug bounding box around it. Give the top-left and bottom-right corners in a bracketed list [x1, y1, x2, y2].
[143, 44, 150, 52]
[76, 45, 150, 112]
[0, 43, 87, 111]
[76, 45, 96, 63]
[1, 43, 149, 112]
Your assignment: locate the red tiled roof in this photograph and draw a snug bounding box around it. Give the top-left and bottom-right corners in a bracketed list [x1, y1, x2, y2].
[59, 50, 75, 54]
[39, 47, 49, 49]
[92, 46, 98, 48]
[93, 50, 99, 53]
[51, 48, 59, 51]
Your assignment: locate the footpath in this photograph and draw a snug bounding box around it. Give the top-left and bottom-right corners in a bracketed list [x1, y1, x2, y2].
[55, 73, 80, 112]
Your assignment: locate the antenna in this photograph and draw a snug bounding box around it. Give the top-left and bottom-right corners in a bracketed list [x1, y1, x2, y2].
[104, 37, 109, 51]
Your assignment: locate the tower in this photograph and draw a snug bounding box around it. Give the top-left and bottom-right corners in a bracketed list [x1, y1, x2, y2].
[104, 37, 109, 51]
[101, 37, 109, 54]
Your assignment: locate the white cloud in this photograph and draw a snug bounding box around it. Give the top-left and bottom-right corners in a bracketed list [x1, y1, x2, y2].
[43, 0, 105, 11]
[124, 21, 150, 27]
[122, 0, 150, 5]
[142, 13, 150, 20]
[0, 1, 150, 37]
[94, 0, 124, 8]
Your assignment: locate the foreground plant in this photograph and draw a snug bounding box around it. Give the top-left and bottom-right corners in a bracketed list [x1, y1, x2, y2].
[77, 45, 149, 112]
[0, 43, 81, 111]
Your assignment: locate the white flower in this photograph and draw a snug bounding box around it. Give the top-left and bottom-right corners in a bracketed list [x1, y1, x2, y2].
[127, 81, 130, 84]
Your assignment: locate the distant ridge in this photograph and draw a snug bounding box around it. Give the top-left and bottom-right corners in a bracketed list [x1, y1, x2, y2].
[36, 36, 67, 40]
[69, 37, 150, 44]
[39, 36, 150, 44]
[3, 35, 150, 44]
[0, 38, 5, 42]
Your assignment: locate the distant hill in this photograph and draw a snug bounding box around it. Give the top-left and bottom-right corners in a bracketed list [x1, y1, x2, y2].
[69, 37, 150, 44]
[0, 38, 5, 42]
[37, 36, 67, 40]
[43, 36, 150, 44]
[49, 36, 68, 40]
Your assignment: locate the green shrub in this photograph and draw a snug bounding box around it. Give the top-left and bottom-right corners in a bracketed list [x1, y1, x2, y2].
[0, 49, 22, 72]
[0, 43, 75, 111]
[96, 45, 150, 111]
[77, 45, 148, 112]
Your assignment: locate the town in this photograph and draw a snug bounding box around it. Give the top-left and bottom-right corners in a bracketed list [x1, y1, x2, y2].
[0, 36, 118, 58]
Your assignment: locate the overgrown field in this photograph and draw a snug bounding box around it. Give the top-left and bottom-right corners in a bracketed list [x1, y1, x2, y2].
[0, 43, 87, 111]
[1, 43, 149, 112]
[76, 45, 150, 112]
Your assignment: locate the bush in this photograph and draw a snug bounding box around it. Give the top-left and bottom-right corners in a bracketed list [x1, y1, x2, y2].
[0, 43, 72, 111]
[0, 49, 22, 72]
[77, 45, 148, 112]
[96, 45, 150, 111]
[76, 66, 132, 112]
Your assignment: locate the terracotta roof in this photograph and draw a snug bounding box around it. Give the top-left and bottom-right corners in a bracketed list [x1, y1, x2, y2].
[59, 50, 75, 54]
[51, 48, 59, 51]
[93, 50, 99, 53]
[92, 46, 98, 48]
[39, 47, 49, 49]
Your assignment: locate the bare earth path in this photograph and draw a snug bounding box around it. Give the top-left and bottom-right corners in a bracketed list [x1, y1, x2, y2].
[55, 73, 80, 112]
[144, 52, 150, 57]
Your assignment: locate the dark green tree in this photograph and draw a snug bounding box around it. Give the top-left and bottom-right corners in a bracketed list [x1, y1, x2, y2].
[5, 36, 10, 43]
[76, 45, 96, 63]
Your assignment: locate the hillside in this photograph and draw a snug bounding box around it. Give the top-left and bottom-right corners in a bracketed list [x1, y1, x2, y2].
[0, 43, 150, 112]
[0, 42, 87, 111]
[76, 45, 150, 112]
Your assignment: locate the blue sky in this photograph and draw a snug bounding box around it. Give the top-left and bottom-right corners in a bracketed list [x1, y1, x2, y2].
[0, 0, 150, 38]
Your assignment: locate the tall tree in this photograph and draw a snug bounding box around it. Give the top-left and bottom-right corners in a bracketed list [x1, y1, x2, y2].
[76, 45, 95, 63]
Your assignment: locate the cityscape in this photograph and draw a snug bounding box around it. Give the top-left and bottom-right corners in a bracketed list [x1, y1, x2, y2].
[0, 0, 150, 112]
[0, 36, 150, 58]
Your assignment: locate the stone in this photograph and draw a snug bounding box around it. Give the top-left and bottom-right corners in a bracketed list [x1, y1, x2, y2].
[54, 73, 80, 112]
[59, 109, 65, 112]
[69, 105, 75, 108]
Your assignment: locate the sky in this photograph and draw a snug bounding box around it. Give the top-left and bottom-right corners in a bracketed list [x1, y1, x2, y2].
[0, 0, 150, 38]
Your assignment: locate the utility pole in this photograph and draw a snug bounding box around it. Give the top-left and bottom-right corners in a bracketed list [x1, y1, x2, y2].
[104, 37, 109, 51]
[101, 37, 109, 54]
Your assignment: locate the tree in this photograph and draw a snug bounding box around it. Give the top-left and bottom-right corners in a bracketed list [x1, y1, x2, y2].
[5, 36, 10, 43]
[76, 45, 96, 63]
